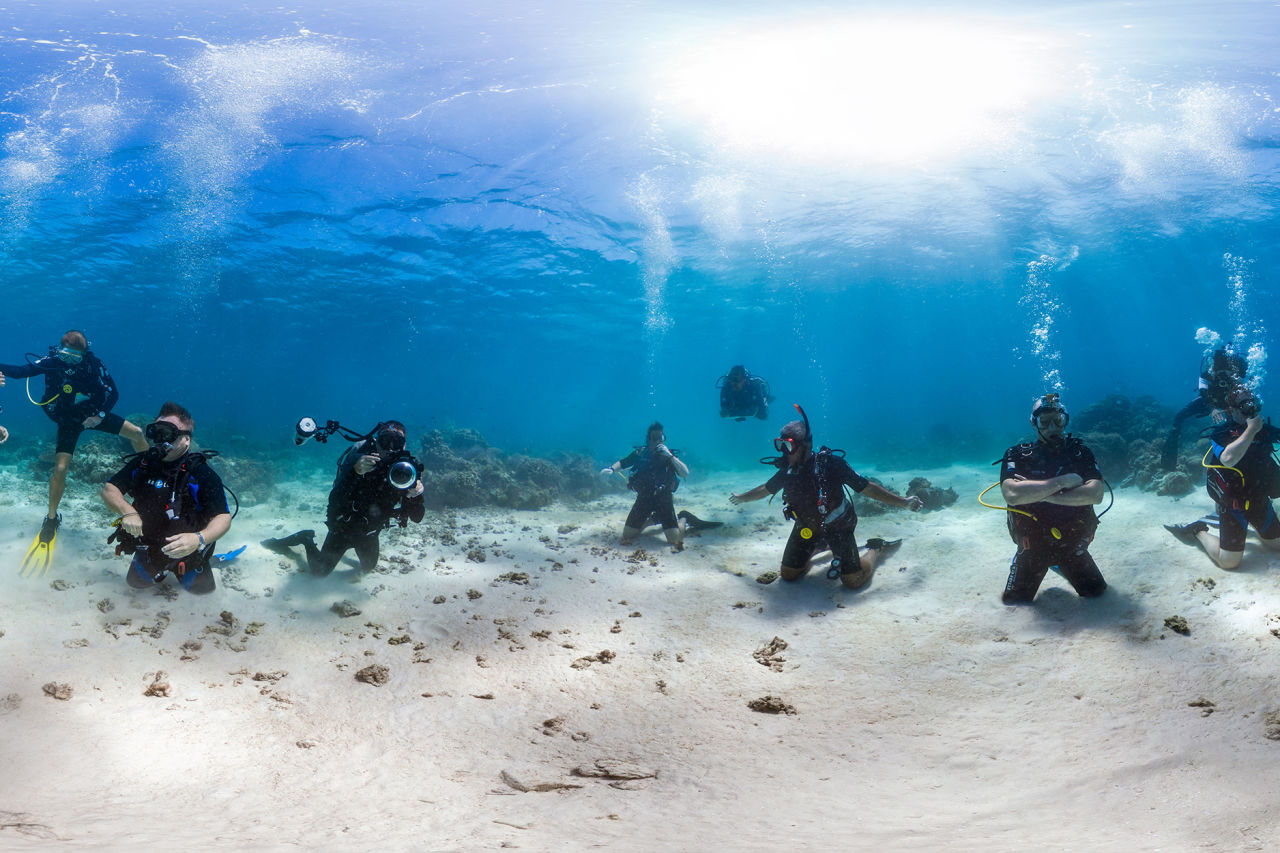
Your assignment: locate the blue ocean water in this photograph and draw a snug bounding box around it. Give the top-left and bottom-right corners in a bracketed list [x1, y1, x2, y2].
[1, 0, 1276, 473]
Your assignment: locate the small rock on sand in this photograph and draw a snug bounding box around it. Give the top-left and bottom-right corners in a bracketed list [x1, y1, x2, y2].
[748, 695, 796, 715]
[331, 600, 362, 618]
[355, 664, 390, 686]
[42, 682, 73, 701]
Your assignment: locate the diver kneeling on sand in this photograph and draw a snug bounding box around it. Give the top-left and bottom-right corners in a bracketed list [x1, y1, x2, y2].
[729, 405, 922, 589]
[601, 421, 721, 553]
[1164, 385, 1280, 569]
[101, 401, 234, 595]
[263, 417, 425, 576]
[988, 393, 1110, 605]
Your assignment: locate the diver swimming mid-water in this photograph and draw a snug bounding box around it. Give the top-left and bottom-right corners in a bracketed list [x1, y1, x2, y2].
[0, 330, 149, 576]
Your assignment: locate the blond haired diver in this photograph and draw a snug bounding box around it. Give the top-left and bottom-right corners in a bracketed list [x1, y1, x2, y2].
[0, 330, 147, 575]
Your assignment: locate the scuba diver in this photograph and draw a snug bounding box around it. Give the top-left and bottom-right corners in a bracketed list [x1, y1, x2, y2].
[994, 394, 1107, 605]
[718, 365, 773, 421]
[601, 421, 719, 552]
[1, 330, 148, 575]
[100, 402, 233, 595]
[1161, 347, 1248, 470]
[1164, 385, 1280, 569]
[729, 406, 922, 589]
[262, 418, 425, 576]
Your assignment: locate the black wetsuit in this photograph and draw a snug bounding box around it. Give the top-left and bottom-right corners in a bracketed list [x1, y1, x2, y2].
[765, 450, 869, 583]
[0, 351, 125, 454]
[999, 436, 1106, 604]
[302, 441, 426, 575]
[107, 450, 230, 594]
[1206, 421, 1280, 552]
[621, 447, 680, 531]
[720, 377, 770, 420]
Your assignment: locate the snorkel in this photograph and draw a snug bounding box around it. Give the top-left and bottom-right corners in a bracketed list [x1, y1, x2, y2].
[759, 404, 813, 468]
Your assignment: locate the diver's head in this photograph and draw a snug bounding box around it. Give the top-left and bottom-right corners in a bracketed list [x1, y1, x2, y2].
[727, 365, 748, 388]
[774, 420, 812, 462]
[146, 401, 194, 461]
[1208, 348, 1248, 401]
[1031, 393, 1068, 443]
[56, 330, 88, 365]
[1226, 385, 1260, 421]
[645, 421, 665, 449]
[373, 420, 408, 455]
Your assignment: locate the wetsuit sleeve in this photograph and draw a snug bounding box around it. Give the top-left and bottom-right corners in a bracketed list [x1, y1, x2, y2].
[998, 448, 1018, 483]
[618, 450, 641, 470]
[0, 358, 51, 378]
[840, 460, 870, 493]
[1075, 444, 1102, 482]
[107, 458, 142, 497]
[765, 468, 785, 495]
[194, 465, 231, 518]
[92, 357, 120, 413]
[1171, 396, 1213, 428]
[400, 490, 426, 524]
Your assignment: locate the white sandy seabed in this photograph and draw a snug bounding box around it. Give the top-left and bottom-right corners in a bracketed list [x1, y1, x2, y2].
[1, 461, 1279, 852]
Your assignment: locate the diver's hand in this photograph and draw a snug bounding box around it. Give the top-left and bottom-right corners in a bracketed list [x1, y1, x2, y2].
[655, 443, 672, 457]
[729, 493, 744, 505]
[408, 480, 424, 498]
[0, 370, 6, 386]
[120, 511, 144, 537]
[354, 454, 379, 475]
[1055, 473, 1084, 492]
[904, 495, 924, 512]
[161, 531, 200, 559]
[600, 466, 616, 477]
[82, 414, 103, 428]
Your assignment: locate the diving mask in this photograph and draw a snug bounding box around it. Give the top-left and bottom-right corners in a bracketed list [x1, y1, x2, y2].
[56, 347, 85, 365]
[375, 429, 406, 454]
[145, 421, 191, 445]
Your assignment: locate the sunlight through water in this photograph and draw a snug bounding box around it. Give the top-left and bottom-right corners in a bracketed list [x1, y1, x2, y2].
[657, 15, 1063, 166]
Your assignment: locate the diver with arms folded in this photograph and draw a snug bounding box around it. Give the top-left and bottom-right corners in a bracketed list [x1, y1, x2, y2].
[992, 394, 1108, 605]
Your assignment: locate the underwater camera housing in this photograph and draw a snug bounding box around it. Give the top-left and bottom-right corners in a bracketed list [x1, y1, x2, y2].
[385, 455, 422, 491]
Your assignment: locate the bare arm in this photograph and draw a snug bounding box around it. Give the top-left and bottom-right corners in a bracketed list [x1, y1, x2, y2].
[101, 482, 143, 535]
[1219, 417, 1263, 468]
[1002, 473, 1102, 506]
[730, 484, 772, 505]
[861, 481, 924, 512]
[162, 512, 232, 559]
[670, 455, 689, 479]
